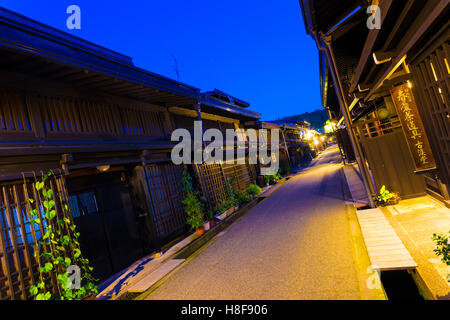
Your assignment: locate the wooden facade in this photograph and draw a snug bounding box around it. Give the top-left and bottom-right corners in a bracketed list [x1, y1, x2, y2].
[0, 8, 261, 298]
[301, 0, 449, 206]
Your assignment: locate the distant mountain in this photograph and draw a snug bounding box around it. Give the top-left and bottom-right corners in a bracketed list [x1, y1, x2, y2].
[274, 109, 329, 130]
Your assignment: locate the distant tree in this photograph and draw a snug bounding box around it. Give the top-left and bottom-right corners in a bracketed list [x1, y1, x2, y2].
[276, 109, 328, 130]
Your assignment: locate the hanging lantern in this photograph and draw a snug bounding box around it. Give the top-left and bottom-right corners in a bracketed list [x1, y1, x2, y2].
[378, 107, 389, 120]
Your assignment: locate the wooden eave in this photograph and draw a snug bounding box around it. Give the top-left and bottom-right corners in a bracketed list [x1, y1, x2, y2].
[346, 0, 448, 101]
[0, 7, 201, 106]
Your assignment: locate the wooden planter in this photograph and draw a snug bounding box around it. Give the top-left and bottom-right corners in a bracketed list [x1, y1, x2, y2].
[216, 206, 239, 221]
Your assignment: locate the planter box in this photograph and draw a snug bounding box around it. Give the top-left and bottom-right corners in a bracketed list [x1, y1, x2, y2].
[216, 211, 228, 221]
[216, 206, 238, 221]
[203, 221, 210, 231]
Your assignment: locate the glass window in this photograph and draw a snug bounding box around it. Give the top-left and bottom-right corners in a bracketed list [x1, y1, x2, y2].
[69, 195, 81, 218]
[78, 192, 98, 215]
[69, 192, 98, 218]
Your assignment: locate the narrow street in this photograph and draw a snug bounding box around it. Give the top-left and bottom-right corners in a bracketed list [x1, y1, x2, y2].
[145, 145, 362, 300]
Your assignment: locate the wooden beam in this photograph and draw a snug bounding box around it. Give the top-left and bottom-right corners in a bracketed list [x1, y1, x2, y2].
[349, 0, 393, 92]
[75, 74, 109, 86]
[381, 0, 416, 51]
[372, 50, 398, 64]
[45, 67, 82, 79]
[365, 0, 447, 101]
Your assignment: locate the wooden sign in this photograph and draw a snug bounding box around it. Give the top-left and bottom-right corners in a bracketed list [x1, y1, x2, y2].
[390, 83, 436, 172]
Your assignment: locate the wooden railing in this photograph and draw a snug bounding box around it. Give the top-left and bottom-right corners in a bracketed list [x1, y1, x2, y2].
[357, 116, 402, 139]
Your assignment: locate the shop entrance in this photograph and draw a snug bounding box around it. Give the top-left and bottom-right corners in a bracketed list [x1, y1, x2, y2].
[67, 170, 147, 281]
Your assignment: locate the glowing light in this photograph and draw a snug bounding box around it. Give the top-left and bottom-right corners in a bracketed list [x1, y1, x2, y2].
[96, 165, 110, 172]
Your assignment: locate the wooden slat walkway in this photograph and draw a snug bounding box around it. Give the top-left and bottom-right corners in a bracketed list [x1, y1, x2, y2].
[356, 208, 417, 271]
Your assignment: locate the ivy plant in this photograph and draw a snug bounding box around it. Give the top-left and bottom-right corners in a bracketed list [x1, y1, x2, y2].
[26, 172, 98, 300]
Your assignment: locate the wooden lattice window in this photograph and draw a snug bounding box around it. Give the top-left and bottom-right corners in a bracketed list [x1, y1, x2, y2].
[36, 95, 121, 136]
[411, 40, 450, 184]
[0, 90, 33, 134]
[222, 162, 251, 193]
[0, 174, 72, 300]
[195, 163, 227, 211]
[119, 107, 166, 138]
[143, 164, 186, 240]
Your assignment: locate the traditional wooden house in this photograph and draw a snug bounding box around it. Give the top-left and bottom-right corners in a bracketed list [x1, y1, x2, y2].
[176, 89, 261, 212]
[0, 7, 260, 299]
[300, 0, 449, 206]
[266, 120, 314, 168]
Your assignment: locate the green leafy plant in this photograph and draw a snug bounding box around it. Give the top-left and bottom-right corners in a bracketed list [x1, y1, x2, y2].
[216, 199, 231, 214]
[246, 184, 262, 197]
[263, 175, 271, 185]
[27, 172, 98, 300]
[432, 231, 449, 281]
[376, 185, 399, 206]
[206, 209, 214, 221]
[224, 179, 238, 207]
[236, 190, 250, 205]
[263, 172, 282, 185]
[181, 170, 204, 230]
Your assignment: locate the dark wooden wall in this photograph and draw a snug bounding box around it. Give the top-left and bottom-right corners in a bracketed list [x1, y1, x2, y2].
[410, 32, 450, 204]
[360, 128, 426, 199]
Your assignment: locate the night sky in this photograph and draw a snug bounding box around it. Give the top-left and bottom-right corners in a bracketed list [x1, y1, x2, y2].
[1, 0, 321, 120]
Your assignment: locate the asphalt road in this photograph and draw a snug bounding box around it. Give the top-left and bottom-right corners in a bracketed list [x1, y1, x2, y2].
[145, 145, 361, 299]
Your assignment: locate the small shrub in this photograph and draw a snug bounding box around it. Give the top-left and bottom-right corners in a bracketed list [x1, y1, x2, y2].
[236, 190, 250, 205]
[375, 185, 399, 206]
[432, 231, 449, 281]
[246, 184, 262, 196]
[263, 172, 282, 185]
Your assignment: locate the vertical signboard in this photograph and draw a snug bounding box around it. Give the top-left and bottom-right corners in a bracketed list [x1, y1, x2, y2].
[390, 83, 436, 172]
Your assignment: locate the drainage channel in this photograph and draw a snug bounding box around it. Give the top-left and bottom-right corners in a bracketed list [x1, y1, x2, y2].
[380, 270, 424, 300]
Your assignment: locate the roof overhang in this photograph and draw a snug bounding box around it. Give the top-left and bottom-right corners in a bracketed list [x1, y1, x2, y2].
[0, 7, 200, 105]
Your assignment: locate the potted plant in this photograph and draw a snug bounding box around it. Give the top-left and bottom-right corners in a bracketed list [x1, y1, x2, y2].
[181, 171, 205, 236]
[207, 210, 215, 228]
[374, 185, 400, 206]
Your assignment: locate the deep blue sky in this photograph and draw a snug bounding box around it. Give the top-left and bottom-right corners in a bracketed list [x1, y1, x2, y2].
[1, 0, 321, 120]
